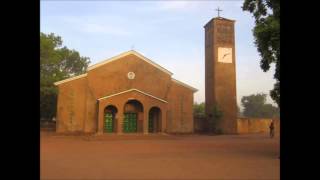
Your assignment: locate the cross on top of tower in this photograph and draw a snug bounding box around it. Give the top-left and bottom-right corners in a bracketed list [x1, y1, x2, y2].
[215, 7, 222, 17]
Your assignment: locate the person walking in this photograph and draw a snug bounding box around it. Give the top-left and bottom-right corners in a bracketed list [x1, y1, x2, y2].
[269, 120, 275, 138]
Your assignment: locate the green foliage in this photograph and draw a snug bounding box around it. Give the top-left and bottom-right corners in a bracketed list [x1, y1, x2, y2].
[193, 102, 205, 118]
[40, 32, 90, 119]
[208, 105, 223, 134]
[193, 103, 224, 134]
[242, 0, 280, 107]
[241, 93, 279, 118]
[40, 88, 57, 119]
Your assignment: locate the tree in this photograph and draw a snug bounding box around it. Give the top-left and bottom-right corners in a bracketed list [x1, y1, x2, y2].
[242, 0, 280, 107]
[40, 32, 90, 120]
[193, 102, 205, 118]
[260, 103, 279, 118]
[241, 93, 279, 118]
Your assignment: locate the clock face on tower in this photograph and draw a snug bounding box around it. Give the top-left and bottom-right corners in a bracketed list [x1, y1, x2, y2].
[218, 47, 233, 63]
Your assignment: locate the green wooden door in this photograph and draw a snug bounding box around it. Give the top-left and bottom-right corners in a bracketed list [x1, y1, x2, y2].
[123, 113, 129, 132]
[123, 113, 137, 133]
[104, 113, 113, 132]
[148, 115, 154, 133]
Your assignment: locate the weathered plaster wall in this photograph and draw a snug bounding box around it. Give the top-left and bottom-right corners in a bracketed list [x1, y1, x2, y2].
[237, 118, 280, 134]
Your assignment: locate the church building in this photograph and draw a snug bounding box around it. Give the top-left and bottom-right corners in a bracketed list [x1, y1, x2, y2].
[54, 50, 198, 134]
[54, 14, 238, 135]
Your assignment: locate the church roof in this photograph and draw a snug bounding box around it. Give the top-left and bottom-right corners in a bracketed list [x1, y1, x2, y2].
[213, 17, 235, 22]
[54, 50, 198, 93]
[87, 50, 173, 75]
[204, 16, 235, 28]
[172, 78, 198, 92]
[54, 74, 87, 86]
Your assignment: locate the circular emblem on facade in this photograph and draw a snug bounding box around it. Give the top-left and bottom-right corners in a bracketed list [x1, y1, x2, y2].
[127, 72, 135, 79]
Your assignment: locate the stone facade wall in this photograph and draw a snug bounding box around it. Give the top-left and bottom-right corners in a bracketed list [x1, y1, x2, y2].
[55, 52, 195, 134]
[193, 117, 206, 133]
[56, 77, 87, 133]
[167, 82, 194, 133]
[193, 117, 280, 135]
[237, 118, 280, 134]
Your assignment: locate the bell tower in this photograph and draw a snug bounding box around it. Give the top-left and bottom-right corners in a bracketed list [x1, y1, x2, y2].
[204, 15, 237, 134]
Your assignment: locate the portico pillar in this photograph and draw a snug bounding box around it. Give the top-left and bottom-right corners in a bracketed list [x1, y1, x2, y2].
[97, 102, 104, 135]
[143, 106, 149, 134]
[161, 108, 167, 134]
[116, 107, 123, 134]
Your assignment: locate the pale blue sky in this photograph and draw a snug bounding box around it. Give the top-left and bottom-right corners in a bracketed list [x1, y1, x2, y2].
[40, 0, 277, 109]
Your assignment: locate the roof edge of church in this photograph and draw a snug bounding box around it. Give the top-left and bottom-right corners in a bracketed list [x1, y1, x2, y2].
[54, 50, 175, 86]
[172, 78, 198, 92]
[98, 88, 168, 103]
[87, 50, 174, 75]
[54, 73, 87, 86]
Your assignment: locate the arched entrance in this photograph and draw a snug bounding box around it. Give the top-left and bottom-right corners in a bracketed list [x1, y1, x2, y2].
[148, 107, 162, 133]
[123, 99, 143, 133]
[104, 105, 118, 133]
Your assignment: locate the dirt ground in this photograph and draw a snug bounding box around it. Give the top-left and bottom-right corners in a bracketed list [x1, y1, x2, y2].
[40, 132, 280, 180]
